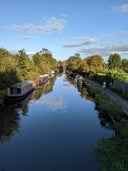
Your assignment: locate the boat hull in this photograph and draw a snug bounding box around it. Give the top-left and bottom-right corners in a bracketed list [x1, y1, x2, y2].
[6, 89, 35, 108]
[6, 87, 35, 102]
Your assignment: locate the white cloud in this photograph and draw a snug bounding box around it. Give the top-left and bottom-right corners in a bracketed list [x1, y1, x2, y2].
[112, 3, 128, 12]
[79, 42, 128, 57]
[62, 37, 98, 47]
[5, 17, 68, 35]
[36, 96, 67, 111]
[16, 35, 33, 39]
[102, 31, 128, 38]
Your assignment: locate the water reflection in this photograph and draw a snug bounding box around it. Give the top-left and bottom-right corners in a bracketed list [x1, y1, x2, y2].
[0, 107, 20, 143]
[98, 113, 115, 130]
[66, 75, 94, 102]
[66, 74, 115, 130]
[34, 75, 57, 99]
[36, 95, 67, 111]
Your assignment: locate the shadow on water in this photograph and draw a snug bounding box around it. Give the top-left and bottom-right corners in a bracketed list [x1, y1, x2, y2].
[0, 106, 20, 144]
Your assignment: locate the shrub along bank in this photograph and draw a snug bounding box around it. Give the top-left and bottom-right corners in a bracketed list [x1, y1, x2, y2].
[86, 82, 124, 121]
[86, 82, 128, 170]
[94, 119, 128, 171]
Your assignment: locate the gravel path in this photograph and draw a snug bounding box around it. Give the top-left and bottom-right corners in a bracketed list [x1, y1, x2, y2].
[86, 79, 128, 115]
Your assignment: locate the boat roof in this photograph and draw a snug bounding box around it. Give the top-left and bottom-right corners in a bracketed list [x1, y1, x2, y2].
[10, 80, 34, 88]
[39, 74, 49, 78]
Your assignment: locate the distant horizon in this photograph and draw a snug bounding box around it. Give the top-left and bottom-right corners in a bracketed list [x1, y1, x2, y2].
[1, 0, 128, 61]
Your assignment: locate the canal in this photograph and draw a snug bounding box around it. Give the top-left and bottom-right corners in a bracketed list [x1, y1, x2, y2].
[0, 74, 113, 171]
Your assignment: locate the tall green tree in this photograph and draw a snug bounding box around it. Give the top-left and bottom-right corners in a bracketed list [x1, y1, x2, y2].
[16, 49, 37, 81]
[121, 59, 128, 73]
[0, 48, 19, 87]
[33, 48, 58, 74]
[108, 53, 121, 70]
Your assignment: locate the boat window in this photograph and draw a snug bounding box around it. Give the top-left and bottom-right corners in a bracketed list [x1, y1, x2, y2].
[10, 88, 13, 94]
[17, 88, 21, 94]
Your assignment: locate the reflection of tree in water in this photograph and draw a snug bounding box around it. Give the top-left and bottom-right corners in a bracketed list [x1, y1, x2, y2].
[7, 90, 36, 116]
[66, 75, 94, 102]
[98, 113, 114, 130]
[16, 103, 29, 116]
[0, 107, 20, 143]
[34, 75, 57, 99]
[66, 74, 115, 132]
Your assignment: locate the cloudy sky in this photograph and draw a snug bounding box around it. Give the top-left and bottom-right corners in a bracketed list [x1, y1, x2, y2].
[0, 0, 128, 61]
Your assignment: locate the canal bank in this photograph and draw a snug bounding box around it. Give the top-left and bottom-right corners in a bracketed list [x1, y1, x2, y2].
[85, 78, 128, 115]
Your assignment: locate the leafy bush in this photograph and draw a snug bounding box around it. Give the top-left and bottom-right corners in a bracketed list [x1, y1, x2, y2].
[86, 83, 124, 121]
[95, 119, 128, 171]
[0, 90, 6, 106]
[86, 83, 101, 97]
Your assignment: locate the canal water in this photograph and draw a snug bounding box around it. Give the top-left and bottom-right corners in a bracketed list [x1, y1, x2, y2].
[0, 74, 113, 171]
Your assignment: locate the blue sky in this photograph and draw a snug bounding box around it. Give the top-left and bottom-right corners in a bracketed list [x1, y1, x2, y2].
[0, 0, 128, 61]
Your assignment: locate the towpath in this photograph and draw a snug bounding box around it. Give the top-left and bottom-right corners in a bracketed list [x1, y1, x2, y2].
[86, 79, 128, 115]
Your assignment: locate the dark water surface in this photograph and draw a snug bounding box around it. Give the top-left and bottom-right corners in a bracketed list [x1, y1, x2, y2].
[0, 74, 113, 171]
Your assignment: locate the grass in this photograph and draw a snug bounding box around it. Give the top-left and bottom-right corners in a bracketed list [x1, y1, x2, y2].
[86, 82, 124, 121]
[94, 119, 128, 171]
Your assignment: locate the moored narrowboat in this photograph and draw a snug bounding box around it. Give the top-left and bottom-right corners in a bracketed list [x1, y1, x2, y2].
[38, 74, 50, 85]
[75, 75, 84, 86]
[7, 80, 36, 101]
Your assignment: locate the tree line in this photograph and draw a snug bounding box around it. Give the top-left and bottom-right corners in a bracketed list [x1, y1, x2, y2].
[0, 47, 128, 90]
[0, 48, 59, 90]
[66, 53, 128, 81]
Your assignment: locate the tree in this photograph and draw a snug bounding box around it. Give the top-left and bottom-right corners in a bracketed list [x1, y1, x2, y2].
[108, 53, 121, 70]
[85, 55, 104, 73]
[0, 48, 19, 87]
[79, 60, 89, 73]
[66, 56, 82, 71]
[33, 49, 58, 74]
[16, 49, 37, 80]
[121, 59, 128, 73]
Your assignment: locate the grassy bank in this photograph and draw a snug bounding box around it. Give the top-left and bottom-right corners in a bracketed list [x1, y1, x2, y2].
[86, 82, 124, 121]
[94, 119, 128, 171]
[86, 82, 128, 170]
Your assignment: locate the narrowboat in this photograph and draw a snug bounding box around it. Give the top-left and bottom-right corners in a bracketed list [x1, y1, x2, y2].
[75, 75, 84, 86]
[7, 80, 36, 101]
[39, 74, 50, 85]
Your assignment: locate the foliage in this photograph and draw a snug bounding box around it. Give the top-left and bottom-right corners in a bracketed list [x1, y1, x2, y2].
[95, 93, 123, 120]
[95, 119, 128, 171]
[14, 49, 38, 81]
[0, 47, 59, 90]
[0, 90, 6, 106]
[85, 55, 104, 73]
[108, 53, 121, 69]
[66, 55, 82, 71]
[33, 49, 58, 74]
[66, 54, 105, 74]
[94, 73, 112, 86]
[86, 83, 124, 121]
[108, 68, 128, 81]
[86, 83, 101, 97]
[121, 59, 128, 73]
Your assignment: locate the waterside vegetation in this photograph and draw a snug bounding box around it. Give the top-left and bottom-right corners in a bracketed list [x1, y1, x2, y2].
[86, 83, 124, 121]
